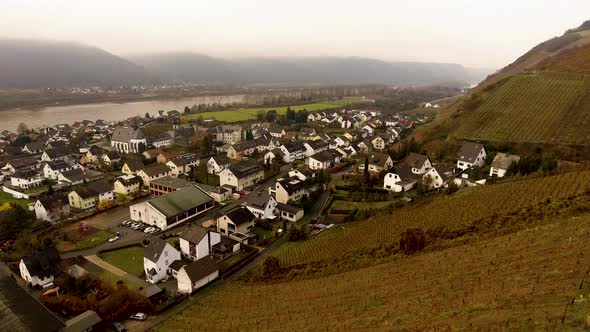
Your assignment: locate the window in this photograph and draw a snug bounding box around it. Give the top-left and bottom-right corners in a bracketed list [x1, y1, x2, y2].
[164, 251, 168, 257]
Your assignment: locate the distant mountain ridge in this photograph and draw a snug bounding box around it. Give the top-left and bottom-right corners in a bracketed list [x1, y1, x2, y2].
[0, 39, 487, 88]
[131, 53, 484, 86]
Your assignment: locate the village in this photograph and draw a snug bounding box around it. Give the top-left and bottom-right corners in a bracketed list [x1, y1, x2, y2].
[0, 103, 523, 330]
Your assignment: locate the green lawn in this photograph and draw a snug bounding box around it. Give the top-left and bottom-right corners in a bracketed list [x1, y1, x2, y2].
[330, 200, 393, 212]
[218, 251, 251, 272]
[101, 246, 145, 276]
[182, 98, 363, 123]
[77, 230, 111, 250]
[0, 191, 31, 208]
[255, 227, 273, 239]
[25, 185, 48, 195]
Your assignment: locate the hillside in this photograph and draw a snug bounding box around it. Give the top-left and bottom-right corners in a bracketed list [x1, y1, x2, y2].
[450, 20, 590, 146]
[156, 203, 590, 330]
[0, 39, 153, 88]
[130, 53, 483, 86]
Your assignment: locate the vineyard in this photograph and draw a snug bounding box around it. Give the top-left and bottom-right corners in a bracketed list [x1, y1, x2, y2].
[274, 171, 590, 266]
[155, 213, 590, 330]
[454, 73, 590, 145]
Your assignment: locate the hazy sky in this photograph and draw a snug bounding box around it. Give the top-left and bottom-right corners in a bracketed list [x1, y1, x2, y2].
[1, 0, 589, 68]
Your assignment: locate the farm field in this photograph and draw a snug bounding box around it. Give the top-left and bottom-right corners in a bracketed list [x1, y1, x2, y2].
[182, 97, 363, 123]
[155, 213, 590, 331]
[454, 73, 590, 145]
[275, 171, 590, 266]
[329, 199, 392, 212]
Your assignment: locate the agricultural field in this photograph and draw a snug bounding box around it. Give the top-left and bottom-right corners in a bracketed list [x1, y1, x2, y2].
[329, 199, 393, 212]
[454, 73, 590, 145]
[155, 213, 590, 331]
[275, 171, 590, 266]
[182, 97, 363, 123]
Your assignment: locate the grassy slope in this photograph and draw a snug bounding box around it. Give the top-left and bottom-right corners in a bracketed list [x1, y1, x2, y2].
[275, 171, 590, 266]
[156, 213, 590, 331]
[454, 73, 590, 145]
[181, 97, 363, 123]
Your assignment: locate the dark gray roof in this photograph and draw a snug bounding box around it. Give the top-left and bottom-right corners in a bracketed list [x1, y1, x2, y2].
[457, 142, 486, 163]
[228, 160, 264, 179]
[276, 203, 303, 214]
[403, 153, 429, 169]
[224, 207, 256, 226]
[115, 175, 142, 186]
[144, 237, 171, 262]
[148, 185, 213, 218]
[124, 159, 144, 172]
[24, 142, 45, 151]
[368, 153, 392, 167]
[169, 260, 186, 272]
[64, 310, 102, 332]
[142, 164, 171, 177]
[245, 191, 273, 209]
[44, 147, 69, 159]
[388, 164, 415, 181]
[0, 268, 64, 332]
[111, 127, 145, 143]
[277, 177, 308, 195]
[37, 193, 69, 210]
[181, 256, 218, 282]
[105, 150, 121, 160]
[21, 247, 61, 280]
[150, 176, 192, 189]
[180, 225, 209, 244]
[211, 155, 231, 165]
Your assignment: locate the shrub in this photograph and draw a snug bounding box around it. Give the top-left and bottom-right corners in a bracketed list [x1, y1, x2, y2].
[287, 226, 306, 242]
[399, 228, 426, 255]
[262, 256, 280, 277]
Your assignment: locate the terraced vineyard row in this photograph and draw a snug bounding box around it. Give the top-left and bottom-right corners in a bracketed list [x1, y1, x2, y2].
[275, 171, 590, 266]
[455, 73, 590, 145]
[156, 214, 590, 330]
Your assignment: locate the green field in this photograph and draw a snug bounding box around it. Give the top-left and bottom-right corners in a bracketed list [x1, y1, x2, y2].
[455, 73, 590, 145]
[182, 98, 363, 123]
[578, 30, 590, 37]
[0, 192, 31, 209]
[100, 246, 145, 276]
[76, 230, 111, 250]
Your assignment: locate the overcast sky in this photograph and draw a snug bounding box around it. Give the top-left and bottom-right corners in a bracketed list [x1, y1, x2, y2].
[1, 0, 588, 68]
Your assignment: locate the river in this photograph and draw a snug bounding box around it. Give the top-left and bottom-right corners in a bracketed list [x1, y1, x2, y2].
[0, 94, 246, 132]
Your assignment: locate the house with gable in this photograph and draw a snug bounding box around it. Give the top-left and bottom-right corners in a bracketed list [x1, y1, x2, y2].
[273, 177, 309, 204]
[383, 164, 416, 192]
[243, 191, 277, 219]
[216, 206, 256, 237]
[490, 153, 520, 178]
[143, 236, 180, 284]
[179, 225, 222, 261]
[207, 155, 231, 175]
[457, 142, 487, 171]
[137, 164, 172, 186]
[144, 236, 181, 284]
[219, 160, 264, 192]
[280, 142, 306, 163]
[176, 256, 219, 294]
[423, 164, 456, 189]
[33, 193, 70, 222]
[122, 159, 144, 175]
[113, 175, 142, 196]
[358, 153, 394, 173]
[403, 153, 432, 175]
[19, 247, 61, 287]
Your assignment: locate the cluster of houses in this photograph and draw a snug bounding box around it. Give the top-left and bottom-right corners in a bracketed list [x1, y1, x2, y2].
[382, 142, 520, 192]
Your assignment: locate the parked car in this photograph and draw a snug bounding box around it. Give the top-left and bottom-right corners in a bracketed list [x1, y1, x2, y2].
[144, 227, 154, 234]
[131, 223, 142, 230]
[130, 312, 147, 321]
[113, 322, 126, 332]
[108, 236, 120, 243]
[138, 224, 148, 230]
[122, 220, 133, 226]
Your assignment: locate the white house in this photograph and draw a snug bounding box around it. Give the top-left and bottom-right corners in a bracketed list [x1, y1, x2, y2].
[129, 185, 215, 231]
[490, 153, 520, 178]
[307, 150, 342, 170]
[454, 166, 487, 187]
[274, 177, 309, 204]
[423, 165, 456, 189]
[166, 154, 199, 177]
[113, 175, 142, 196]
[177, 256, 219, 294]
[43, 160, 82, 180]
[243, 191, 277, 219]
[383, 164, 416, 192]
[34, 193, 70, 222]
[280, 143, 306, 163]
[288, 166, 316, 181]
[207, 156, 231, 175]
[217, 207, 256, 236]
[304, 140, 329, 157]
[137, 164, 172, 186]
[10, 170, 43, 189]
[19, 248, 61, 287]
[403, 153, 432, 175]
[219, 160, 264, 192]
[358, 153, 394, 173]
[144, 237, 181, 284]
[179, 225, 222, 261]
[457, 142, 487, 171]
